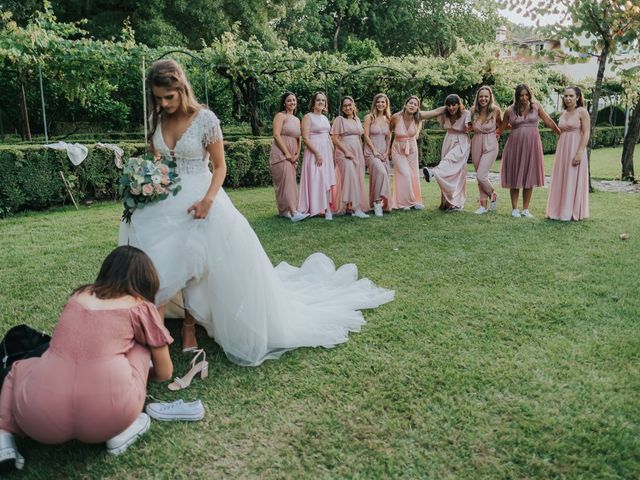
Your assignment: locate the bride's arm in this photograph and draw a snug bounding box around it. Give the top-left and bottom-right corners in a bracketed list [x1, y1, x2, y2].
[187, 139, 226, 219]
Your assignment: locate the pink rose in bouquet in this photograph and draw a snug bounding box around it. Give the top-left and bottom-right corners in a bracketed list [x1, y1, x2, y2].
[142, 184, 154, 196]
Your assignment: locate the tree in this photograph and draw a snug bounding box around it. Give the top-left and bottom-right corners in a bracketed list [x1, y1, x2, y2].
[506, 0, 640, 190]
[620, 66, 640, 181]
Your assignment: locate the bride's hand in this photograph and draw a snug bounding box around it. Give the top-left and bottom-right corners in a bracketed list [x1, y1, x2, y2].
[187, 196, 215, 219]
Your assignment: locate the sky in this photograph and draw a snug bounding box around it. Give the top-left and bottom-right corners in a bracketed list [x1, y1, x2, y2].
[499, 1, 567, 27]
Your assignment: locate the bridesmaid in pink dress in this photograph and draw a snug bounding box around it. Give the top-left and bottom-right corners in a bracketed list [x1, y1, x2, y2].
[422, 94, 471, 211]
[500, 83, 560, 218]
[390, 96, 425, 210]
[0, 247, 173, 470]
[298, 92, 336, 219]
[363, 93, 392, 216]
[269, 92, 309, 222]
[469, 86, 502, 214]
[546, 86, 591, 221]
[331, 96, 369, 218]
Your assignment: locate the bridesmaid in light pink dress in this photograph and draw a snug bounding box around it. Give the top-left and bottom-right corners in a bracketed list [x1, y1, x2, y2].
[363, 93, 392, 216]
[546, 86, 591, 221]
[422, 95, 471, 211]
[269, 92, 308, 222]
[500, 84, 560, 218]
[298, 92, 336, 219]
[470, 86, 502, 214]
[390, 96, 425, 210]
[331, 96, 369, 218]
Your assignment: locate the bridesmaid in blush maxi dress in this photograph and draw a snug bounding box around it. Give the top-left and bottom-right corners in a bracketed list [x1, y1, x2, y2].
[363, 93, 392, 216]
[422, 95, 470, 211]
[390, 96, 425, 210]
[331, 96, 369, 218]
[469, 86, 502, 214]
[269, 92, 309, 222]
[546, 86, 591, 221]
[499, 83, 560, 218]
[298, 92, 336, 220]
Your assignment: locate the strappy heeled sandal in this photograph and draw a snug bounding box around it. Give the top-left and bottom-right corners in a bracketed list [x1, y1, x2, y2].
[168, 349, 208, 391]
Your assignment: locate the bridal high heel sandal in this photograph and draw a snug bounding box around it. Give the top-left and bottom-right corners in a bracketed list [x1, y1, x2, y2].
[168, 349, 208, 391]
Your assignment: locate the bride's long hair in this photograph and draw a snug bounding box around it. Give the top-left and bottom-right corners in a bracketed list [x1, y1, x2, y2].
[146, 59, 201, 139]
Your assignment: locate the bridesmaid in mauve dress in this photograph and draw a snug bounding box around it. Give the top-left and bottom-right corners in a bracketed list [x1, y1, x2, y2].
[390, 96, 425, 210]
[469, 86, 502, 214]
[422, 94, 470, 211]
[499, 83, 560, 218]
[298, 92, 336, 219]
[546, 86, 591, 221]
[363, 93, 392, 217]
[269, 91, 309, 222]
[331, 96, 369, 218]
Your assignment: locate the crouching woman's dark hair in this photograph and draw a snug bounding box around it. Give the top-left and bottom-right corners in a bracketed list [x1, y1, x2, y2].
[74, 246, 160, 303]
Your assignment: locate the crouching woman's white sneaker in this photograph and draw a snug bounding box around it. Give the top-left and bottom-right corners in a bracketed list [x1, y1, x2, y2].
[146, 399, 205, 422]
[106, 413, 151, 456]
[0, 433, 25, 473]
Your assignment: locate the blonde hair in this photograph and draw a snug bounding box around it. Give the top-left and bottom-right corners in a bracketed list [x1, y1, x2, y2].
[472, 86, 500, 124]
[147, 59, 201, 138]
[369, 93, 391, 120]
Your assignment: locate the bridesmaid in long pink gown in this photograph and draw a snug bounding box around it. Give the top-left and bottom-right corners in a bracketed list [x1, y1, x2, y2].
[363, 93, 392, 216]
[331, 96, 369, 218]
[499, 83, 560, 218]
[0, 247, 173, 469]
[298, 92, 336, 219]
[469, 86, 502, 214]
[390, 96, 425, 210]
[269, 92, 309, 222]
[422, 95, 471, 211]
[546, 86, 591, 221]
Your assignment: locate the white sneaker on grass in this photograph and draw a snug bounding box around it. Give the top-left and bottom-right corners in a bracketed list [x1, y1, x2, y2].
[474, 206, 488, 215]
[106, 413, 151, 456]
[511, 208, 521, 218]
[280, 212, 292, 219]
[373, 202, 383, 217]
[291, 212, 309, 222]
[413, 204, 425, 210]
[352, 209, 369, 218]
[0, 433, 25, 472]
[146, 399, 205, 422]
[324, 211, 333, 220]
[521, 209, 534, 218]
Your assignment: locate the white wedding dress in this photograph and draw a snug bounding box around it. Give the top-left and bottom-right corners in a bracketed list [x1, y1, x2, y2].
[119, 109, 394, 366]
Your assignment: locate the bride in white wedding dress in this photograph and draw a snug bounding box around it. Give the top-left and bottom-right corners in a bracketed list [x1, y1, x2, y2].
[119, 60, 394, 366]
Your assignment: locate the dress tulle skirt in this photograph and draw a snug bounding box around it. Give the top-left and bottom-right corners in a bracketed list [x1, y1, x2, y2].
[119, 172, 394, 366]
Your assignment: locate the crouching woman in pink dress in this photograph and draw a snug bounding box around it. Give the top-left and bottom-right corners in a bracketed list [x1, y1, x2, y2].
[546, 86, 590, 221]
[0, 246, 173, 472]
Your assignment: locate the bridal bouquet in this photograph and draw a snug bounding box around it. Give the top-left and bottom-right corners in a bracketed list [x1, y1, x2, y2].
[119, 153, 182, 223]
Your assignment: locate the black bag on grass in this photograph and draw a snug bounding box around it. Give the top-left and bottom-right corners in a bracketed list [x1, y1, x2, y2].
[0, 324, 51, 387]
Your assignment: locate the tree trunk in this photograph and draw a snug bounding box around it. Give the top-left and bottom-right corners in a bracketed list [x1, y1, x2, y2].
[242, 77, 260, 136]
[19, 82, 31, 141]
[621, 98, 640, 182]
[333, 23, 341, 51]
[588, 44, 609, 193]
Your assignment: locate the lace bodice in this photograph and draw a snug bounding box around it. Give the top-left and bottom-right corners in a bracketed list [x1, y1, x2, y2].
[153, 109, 223, 174]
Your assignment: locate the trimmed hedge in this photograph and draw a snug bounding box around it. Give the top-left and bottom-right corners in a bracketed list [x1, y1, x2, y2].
[0, 138, 272, 216]
[0, 125, 627, 216]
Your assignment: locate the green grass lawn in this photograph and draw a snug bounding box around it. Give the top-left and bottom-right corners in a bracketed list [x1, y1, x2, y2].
[467, 146, 640, 180]
[0, 182, 638, 479]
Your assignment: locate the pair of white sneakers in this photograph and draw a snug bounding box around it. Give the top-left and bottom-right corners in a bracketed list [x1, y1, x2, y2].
[280, 212, 309, 222]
